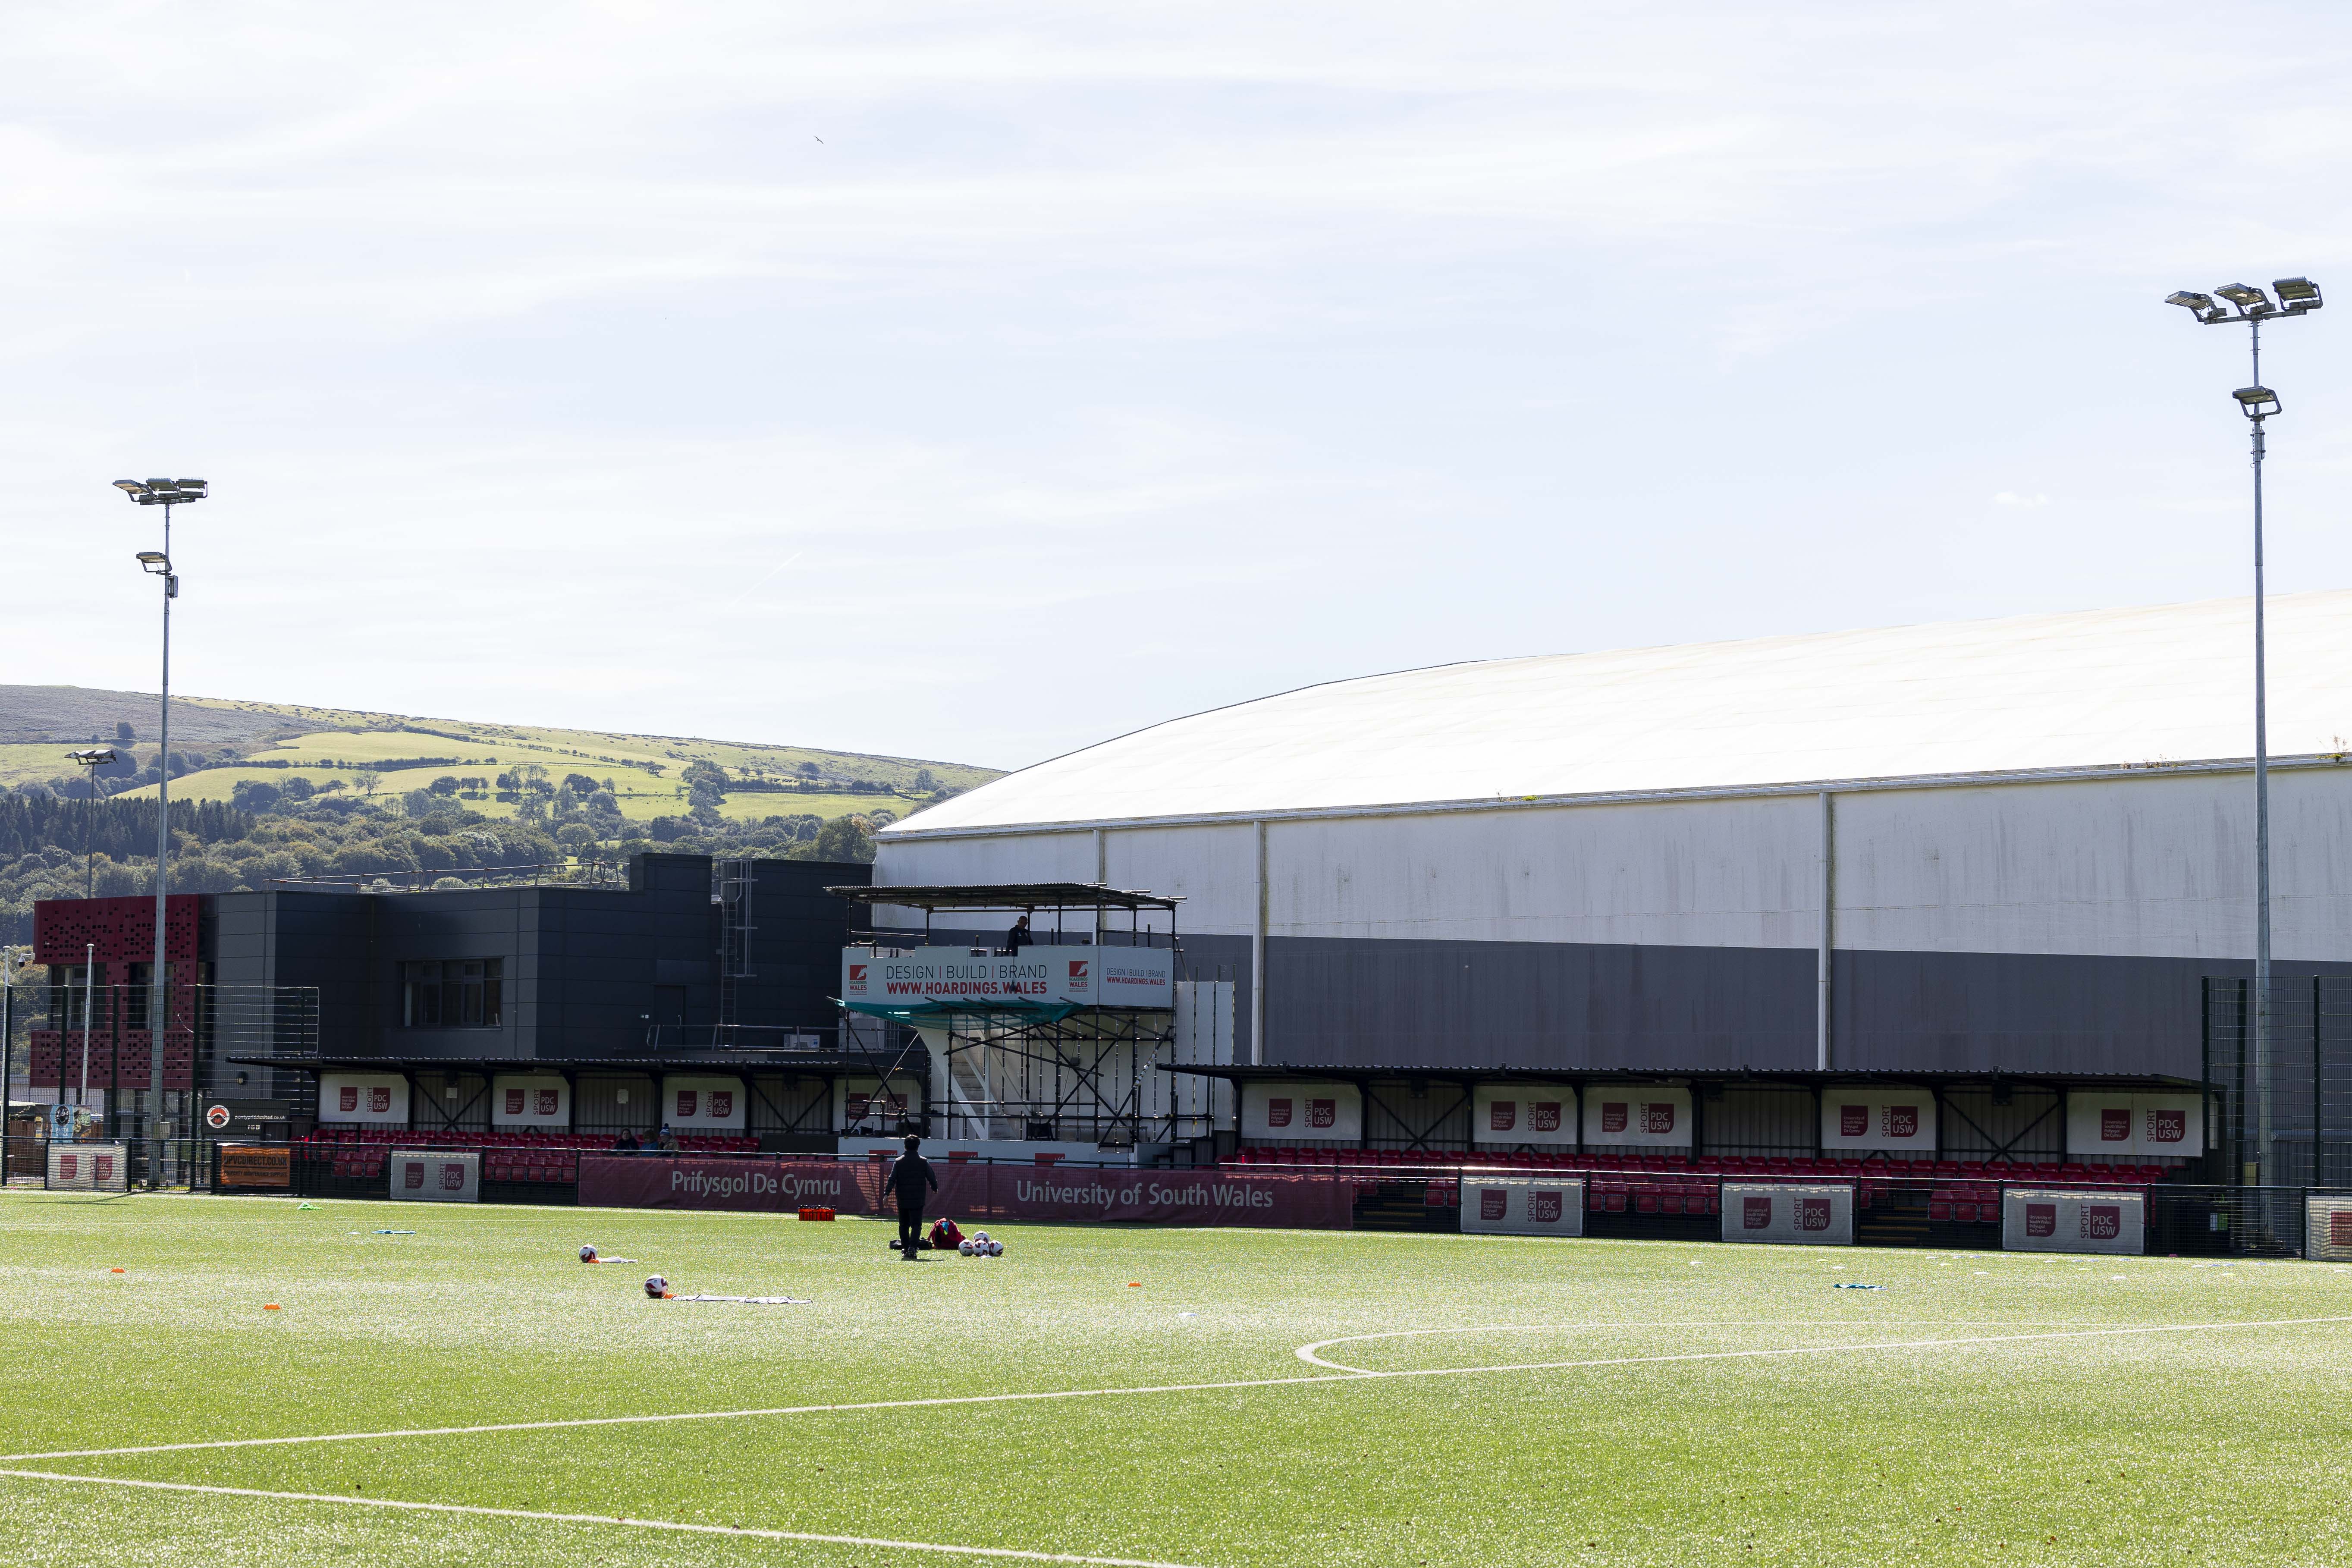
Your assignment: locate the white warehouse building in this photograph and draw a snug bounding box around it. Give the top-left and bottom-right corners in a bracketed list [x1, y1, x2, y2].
[872, 594, 2352, 1174]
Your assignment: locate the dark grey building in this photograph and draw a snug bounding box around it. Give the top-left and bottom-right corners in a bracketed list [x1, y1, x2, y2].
[210, 854, 865, 1059]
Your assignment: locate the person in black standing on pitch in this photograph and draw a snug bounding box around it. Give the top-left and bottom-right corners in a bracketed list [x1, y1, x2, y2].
[886, 1133, 937, 1261]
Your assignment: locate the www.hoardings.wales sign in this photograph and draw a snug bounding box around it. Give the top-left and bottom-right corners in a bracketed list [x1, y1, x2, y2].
[841, 946, 1173, 1009]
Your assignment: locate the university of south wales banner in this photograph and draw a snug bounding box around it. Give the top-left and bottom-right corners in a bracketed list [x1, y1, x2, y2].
[578, 1156, 1353, 1229]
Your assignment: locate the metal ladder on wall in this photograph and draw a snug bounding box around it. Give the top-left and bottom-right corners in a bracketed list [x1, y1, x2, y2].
[717, 859, 755, 1032]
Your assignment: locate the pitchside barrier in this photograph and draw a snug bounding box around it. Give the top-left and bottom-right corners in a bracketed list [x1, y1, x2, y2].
[110, 1139, 2346, 1260]
[2307, 1195, 2352, 1263]
[2000, 1188, 2145, 1254]
[389, 1150, 480, 1202]
[45, 1142, 129, 1193]
[1720, 1181, 1856, 1246]
[576, 1155, 1356, 1229]
[1458, 1175, 1586, 1238]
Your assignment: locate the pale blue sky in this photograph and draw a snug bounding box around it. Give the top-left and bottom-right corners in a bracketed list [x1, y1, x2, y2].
[4, 2, 2348, 770]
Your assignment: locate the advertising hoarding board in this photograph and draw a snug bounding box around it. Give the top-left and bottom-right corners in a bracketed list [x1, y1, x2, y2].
[1582, 1087, 1691, 1148]
[2306, 1197, 2352, 1263]
[47, 1143, 129, 1192]
[1459, 1175, 1585, 1237]
[578, 1157, 1352, 1229]
[492, 1075, 571, 1128]
[203, 1099, 295, 1138]
[217, 1145, 292, 1189]
[389, 1150, 480, 1202]
[1818, 1086, 1938, 1153]
[841, 946, 1174, 1011]
[1240, 1082, 1363, 1142]
[1471, 1086, 1578, 1147]
[320, 1073, 409, 1126]
[661, 1076, 747, 1130]
[2063, 1093, 2203, 1159]
[2000, 1188, 2144, 1254]
[1721, 1181, 1855, 1245]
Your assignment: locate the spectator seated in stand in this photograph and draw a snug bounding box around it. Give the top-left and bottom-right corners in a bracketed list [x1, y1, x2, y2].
[613, 1130, 641, 1153]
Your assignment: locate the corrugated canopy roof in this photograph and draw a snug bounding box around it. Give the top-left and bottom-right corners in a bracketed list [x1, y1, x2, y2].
[829, 883, 1180, 911]
[886, 593, 2352, 834]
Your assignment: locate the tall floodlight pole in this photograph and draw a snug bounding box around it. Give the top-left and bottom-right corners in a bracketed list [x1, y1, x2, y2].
[2166, 280, 2323, 1189]
[114, 478, 204, 1178]
[65, 748, 119, 898]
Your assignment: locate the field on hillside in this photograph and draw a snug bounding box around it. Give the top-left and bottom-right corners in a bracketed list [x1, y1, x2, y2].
[110, 744, 926, 826]
[0, 687, 1000, 810]
[3, 1194, 2349, 1567]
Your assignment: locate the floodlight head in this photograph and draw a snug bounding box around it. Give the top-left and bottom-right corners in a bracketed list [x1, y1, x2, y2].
[2165, 290, 2229, 324]
[66, 747, 118, 766]
[117, 476, 207, 505]
[2273, 276, 2322, 314]
[2233, 385, 2281, 420]
[2216, 283, 2274, 316]
[136, 550, 167, 564]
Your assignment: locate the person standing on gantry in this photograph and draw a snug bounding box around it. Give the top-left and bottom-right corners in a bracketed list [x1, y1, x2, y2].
[886, 1132, 938, 1261]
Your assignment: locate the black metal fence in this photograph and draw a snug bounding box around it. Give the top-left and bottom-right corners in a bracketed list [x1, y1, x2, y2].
[2204, 975, 2352, 1186]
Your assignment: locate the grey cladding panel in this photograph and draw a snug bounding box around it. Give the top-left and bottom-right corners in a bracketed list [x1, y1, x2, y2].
[1266, 936, 1813, 1072]
[1256, 936, 2330, 1078]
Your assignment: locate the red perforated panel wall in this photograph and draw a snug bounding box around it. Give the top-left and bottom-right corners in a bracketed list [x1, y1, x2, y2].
[20, 1029, 192, 1092]
[33, 895, 201, 966]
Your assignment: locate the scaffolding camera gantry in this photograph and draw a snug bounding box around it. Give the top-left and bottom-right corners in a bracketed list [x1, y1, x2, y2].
[826, 883, 1218, 1155]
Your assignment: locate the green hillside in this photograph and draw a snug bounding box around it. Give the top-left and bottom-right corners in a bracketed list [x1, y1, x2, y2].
[0, 686, 1005, 938]
[0, 685, 998, 815]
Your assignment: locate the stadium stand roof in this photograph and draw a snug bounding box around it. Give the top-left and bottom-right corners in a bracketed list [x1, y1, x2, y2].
[886, 592, 2352, 835]
[1162, 1064, 2202, 1089]
[829, 883, 1180, 911]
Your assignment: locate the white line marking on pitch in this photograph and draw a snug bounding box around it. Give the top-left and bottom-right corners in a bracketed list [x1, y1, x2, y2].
[0, 1469, 1211, 1568]
[0, 1374, 1360, 1464]
[6, 1314, 2343, 1466]
[1292, 1315, 2352, 1375]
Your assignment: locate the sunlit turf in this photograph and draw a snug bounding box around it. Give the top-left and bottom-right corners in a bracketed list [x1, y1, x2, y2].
[2, 1191, 2348, 1566]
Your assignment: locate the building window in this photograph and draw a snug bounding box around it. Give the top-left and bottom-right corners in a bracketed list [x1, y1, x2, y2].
[401, 959, 503, 1028]
[49, 966, 96, 1031]
[123, 963, 177, 1031]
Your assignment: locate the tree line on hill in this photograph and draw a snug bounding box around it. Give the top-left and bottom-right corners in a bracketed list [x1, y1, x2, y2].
[0, 776, 892, 946]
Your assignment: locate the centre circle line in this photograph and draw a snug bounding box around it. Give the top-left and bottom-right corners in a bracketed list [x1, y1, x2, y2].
[1292, 1314, 2352, 1377]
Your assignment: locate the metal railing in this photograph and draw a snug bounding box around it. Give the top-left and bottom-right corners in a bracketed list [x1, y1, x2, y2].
[641, 1023, 835, 1053]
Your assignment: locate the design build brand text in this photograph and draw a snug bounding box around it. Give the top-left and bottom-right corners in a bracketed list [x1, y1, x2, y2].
[886, 958, 1056, 999]
[841, 947, 1173, 1007]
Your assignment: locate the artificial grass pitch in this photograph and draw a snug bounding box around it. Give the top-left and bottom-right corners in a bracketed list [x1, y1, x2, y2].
[0, 1193, 2348, 1566]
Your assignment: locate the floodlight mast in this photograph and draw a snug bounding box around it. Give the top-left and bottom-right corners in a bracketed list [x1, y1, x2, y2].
[64, 748, 119, 899]
[2164, 279, 2322, 1191]
[113, 477, 204, 1178]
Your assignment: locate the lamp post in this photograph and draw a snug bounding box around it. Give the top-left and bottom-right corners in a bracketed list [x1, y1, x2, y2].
[2165, 279, 2323, 1189]
[64, 747, 119, 899]
[113, 477, 204, 1174]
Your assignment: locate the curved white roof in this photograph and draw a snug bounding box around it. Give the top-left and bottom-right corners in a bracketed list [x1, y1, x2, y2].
[886, 592, 2352, 836]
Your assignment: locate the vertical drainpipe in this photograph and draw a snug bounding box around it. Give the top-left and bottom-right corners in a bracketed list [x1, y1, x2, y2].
[1093, 828, 1106, 946]
[1252, 820, 1268, 1067]
[1817, 792, 1834, 1073]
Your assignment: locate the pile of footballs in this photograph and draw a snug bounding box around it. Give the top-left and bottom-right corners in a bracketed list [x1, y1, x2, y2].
[959, 1231, 1006, 1257]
